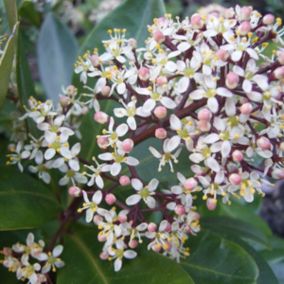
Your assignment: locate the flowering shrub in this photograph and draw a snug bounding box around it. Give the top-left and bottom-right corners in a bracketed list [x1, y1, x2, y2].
[1, 0, 284, 283]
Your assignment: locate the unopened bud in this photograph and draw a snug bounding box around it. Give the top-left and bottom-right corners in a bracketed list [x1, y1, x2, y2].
[156, 76, 168, 86]
[148, 223, 157, 232]
[206, 198, 217, 211]
[240, 102, 253, 115]
[119, 175, 130, 186]
[191, 13, 203, 29]
[138, 67, 150, 81]
[101, 85, 111, 97]
[274, 66, 284, 79]
[68, 186, 81, 197]
[97, 135, 109, 149]
[257, 137, 271, 150]
[277, 50, 284, 65]
[216, 49, 229, 61]
[94, 111, 108, 124]
[232, 150, 243, 162]
[90, 55, 100, 67]
[198, 108, 212, 121]
[226, 72, 239, 89]
[184, 178, 197, 190]
[105, 193, 116, 205]
[122, 138, 134, 153]
[229, 173, 242, 185]
[237, 21, 251, 35]
[154, 106, 167, 119]
[155, 128, 167, 139]
[153, 30, 165, 43]
[263, 14, 275, 25]
[175, 205, 185, 216]
[129, 239, 138, 249]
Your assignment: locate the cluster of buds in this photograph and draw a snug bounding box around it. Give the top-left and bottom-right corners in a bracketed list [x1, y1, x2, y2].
[7, 86, 87, 185]
[9, 5, 284, 271]
[0, 233, 64, 284]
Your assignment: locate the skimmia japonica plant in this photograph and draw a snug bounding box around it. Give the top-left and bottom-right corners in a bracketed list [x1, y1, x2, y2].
[2, 4, 284, 282]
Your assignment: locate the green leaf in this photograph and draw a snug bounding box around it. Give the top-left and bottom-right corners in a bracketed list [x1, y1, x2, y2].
[202, 216, 269, 248]
[81, 0, 166, 52]
[37, 13, 78, 102]
[0, 22, 19, 109]
[4, 0, 18, 30]
[0, 167, 60, 231]
[57, 228, 194, 284]
[16, 26, 36, 105]
[181, 232, 259, 284]
[19, 0, 41, 27]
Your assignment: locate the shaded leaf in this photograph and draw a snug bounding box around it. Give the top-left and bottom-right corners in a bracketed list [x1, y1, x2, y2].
[4, 0, 18, 30]
[37, 13, 78, 102]
[57, 227, 194, 284]
[0, 22, 19, 108]
[181, 232, 259, 284]
[81, 0, 166, 52]
[0, 167, 60, 231]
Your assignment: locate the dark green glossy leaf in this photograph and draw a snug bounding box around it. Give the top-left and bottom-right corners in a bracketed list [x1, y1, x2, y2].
[181, 232, 259, 284]
[16, 26, 36, 106]
[37, 13, 78, 102]
[0, 22, 18, 109]
[202, 216, 269, 248]
[0, 167, 60, 230]
[57, 228, 194, 284]
[19, 0, 41, 27]
[81, 0, 165, 53]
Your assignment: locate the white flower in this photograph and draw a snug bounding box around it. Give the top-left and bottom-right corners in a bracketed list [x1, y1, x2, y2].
[126, 178, 159, 208]
[39, 245, 65, 273]
[78, 191, 103, 222]
[149, 136, 182, 172]
[108, 240, 137, 272]
[98, 149, 139, 176]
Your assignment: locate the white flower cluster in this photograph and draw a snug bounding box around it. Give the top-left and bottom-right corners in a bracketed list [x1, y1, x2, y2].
[0, 233, 64, 284]
[7, 86, 87, 186]
[9, 5, 284, 272]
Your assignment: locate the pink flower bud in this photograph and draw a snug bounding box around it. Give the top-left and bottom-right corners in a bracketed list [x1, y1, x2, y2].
[229, 173, 242, 185]
[232, 150, 243, 162]
[175, 205, 185, 216]
[155, 128, 167, 139]
[94, 111, 108, 124]
[101, 85, 111, 97]
[105, 193, 116, 205]
[257, 137, 271, 150]
[59, 95, 70, 107]
[198, 120, 210, 132]
[198, 108, 212, 121]
[68, 186, 81, 197]
[98, 234, 106, 242]
[154, 106, 167, 119]
[2, 247, 12, 256]
[97, 135, 109, 149]
[274, 66, 284, 79]
[153, 29, 165, 43]
[240, 102, 253, 115]
[206, 198, 217, 211]
[226, 72, 239, 89]
[263, 14, 275, 25]
[93, 214, 103, 225]
[277, 50, 284, 65]
[240, 6, 253, 20]
[100, 252, 109, 260]
[148, 222, 157, 232]
[118, 214, 127, 223]
[156, 76, 168, 86]
[119, 175, 130, 186]
[237, 21, 251, 35]
[122, 138, 134, 153]
[90, 54, 100, 67]
[138, 66, 150, 81]
[216, 49, 229, 61]
[184, 178, 197, 190]
[191, 13, 203, 28]
[129, 239, 138, 249]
